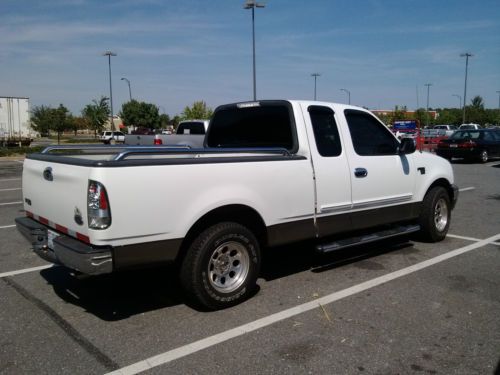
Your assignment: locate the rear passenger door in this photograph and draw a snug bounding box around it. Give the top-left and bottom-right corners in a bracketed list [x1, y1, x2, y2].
[341, 109, 417, 228]
[302, 104, 353, 237]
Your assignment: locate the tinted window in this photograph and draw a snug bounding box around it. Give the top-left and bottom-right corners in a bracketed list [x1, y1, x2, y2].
[345, 110, 399, 156]
[450, 131, 480, 140]
[177, 122, 206, 135]
[308, 106, 341, 157]
[206, 103, 295, 150]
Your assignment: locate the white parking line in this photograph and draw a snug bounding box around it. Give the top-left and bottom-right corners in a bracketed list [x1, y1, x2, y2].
[0, 264, 53, 279]
[459, 187, 475, 192]
[0, 201, 23, 206]
[447, 233, 500, 246]
[106, 233, 500, 375]
[0, 224, 16, 230]
[0, 188, 21, 192]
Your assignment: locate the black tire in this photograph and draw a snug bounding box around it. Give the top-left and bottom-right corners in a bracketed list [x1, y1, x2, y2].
[180, 222, 261, 310]
[479, 149, 488, 163]
[418, 186, 451, 242]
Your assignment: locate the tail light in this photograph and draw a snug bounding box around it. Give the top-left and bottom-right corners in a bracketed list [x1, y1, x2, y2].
[438, 141, 448, 148]
[154, 138, 163, 145]
[460, 141, 476, 148]
[88, 180, 111, 229]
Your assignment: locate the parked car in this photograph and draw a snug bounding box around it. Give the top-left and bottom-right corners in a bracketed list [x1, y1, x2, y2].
[433, 125, 457, 137]
[459, 123, 481, 130]
[436, 129, 500, 162]
[99, 131, 125, 144]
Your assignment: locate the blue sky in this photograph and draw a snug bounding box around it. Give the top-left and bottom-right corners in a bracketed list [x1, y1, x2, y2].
[1, 0, 499, 116]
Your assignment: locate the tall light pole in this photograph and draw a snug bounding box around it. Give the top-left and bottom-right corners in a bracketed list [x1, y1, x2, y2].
[424, 83, 432, 127]
[340, 88, 351, 105]
[452, 94, 462, 109]
[460, 52, 473, 124]
[244, 0, 265, 101]
[121, 77, 132, 101]
[103, 51, 117, 130]
[496, 91, 500, 109]
[311, 73, 320, 100]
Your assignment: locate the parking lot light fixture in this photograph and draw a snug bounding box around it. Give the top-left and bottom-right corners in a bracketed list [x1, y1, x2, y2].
[452, 94, 462, 109]
[340, 88, 350, 105]
[243, 0, 265, 101]
[121, 77, 132, 101]
[311, 73, 320, 100]
[103, 51, 117, 130]
[460, 52, 473, 124]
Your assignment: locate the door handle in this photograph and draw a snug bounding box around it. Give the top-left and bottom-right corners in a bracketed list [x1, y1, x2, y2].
[354, 168, 368, 178]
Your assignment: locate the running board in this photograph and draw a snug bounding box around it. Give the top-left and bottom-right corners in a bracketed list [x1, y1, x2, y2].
[316, 224, 421, 253]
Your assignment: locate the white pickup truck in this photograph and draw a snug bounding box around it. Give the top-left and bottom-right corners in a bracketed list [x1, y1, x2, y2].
[16, 100, 458, 310]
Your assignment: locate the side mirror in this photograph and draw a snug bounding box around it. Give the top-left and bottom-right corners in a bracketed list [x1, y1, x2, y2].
[399, 138, 416, 154]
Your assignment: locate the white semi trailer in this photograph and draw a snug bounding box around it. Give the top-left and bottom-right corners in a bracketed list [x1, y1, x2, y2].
[0, 96, 35, 146]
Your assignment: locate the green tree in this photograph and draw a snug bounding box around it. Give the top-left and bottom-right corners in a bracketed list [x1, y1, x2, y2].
[70, 116, 90, 136]
[434, 108, 461, 125]
[181, 101, 213, 120]
[470, 95, 484, 109]
[120, 100, 160, 129]
[82, 97, 109, 137]
[52, 104, 73, 144]
[30, 105, 54, 136]
[159, 113, 171, 128]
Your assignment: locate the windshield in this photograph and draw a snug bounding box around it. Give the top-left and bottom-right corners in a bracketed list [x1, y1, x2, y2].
[177, 122, 205, 135]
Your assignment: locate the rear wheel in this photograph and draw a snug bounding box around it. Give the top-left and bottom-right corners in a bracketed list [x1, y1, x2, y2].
[418, 186, 451, 242]
[479, 149, 488, 163]
[180, 222, 261, 310]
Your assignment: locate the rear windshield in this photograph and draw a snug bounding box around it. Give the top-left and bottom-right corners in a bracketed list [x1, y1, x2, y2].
[450, 130, 481, 140]
[206, 102, 296, 151]
[177, 122, 206, 135]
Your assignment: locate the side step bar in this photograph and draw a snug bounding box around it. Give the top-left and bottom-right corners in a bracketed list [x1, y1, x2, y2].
[316, 224, 420, 253]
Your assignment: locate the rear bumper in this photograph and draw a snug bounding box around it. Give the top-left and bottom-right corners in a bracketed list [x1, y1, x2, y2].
[15, 217, 113, 275]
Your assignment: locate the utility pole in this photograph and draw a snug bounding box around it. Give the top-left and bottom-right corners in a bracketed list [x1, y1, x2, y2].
[424, 83, 432, 127]
[460, 52, 473, 124]
[103, 51, 117, 130]
[244, 0, 265, 101]
[340, 88, 351, 105]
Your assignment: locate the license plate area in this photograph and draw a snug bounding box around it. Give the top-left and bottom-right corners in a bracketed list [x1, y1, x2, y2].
[47, 229, 60, 250]
[450, 144, 458, 148]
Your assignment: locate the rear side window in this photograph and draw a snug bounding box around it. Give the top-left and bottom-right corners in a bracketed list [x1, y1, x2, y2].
[177, 122, 206, 135]
[308, 106, 341, 157]
[345, 110, 399, 156]
[206, 102, 295, 150]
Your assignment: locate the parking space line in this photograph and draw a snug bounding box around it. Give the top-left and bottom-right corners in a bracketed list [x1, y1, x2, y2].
[0, 178, 21, 182]
[459, 187, 475, 192]
[0, 201, 23, 206]
[447, 233, 500, 246]
[0, 188, 21, 192]
[0, 225, 16, 230]
[106, 233, 500, 375]
[0, 264, 53, 279]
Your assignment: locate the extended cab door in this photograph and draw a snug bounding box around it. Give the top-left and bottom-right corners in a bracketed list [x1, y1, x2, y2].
[340, 109, 417, 229]
[301, 104, 353, 237]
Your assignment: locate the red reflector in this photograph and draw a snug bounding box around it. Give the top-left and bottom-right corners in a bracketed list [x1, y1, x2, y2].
[76, 233, 90, 244]
[99, 190, 108, 210]
[55, 224, 67, 233]
[154, 138, 163, 145]
[39, 216, 49, 225]
[26, 211, 34, 218]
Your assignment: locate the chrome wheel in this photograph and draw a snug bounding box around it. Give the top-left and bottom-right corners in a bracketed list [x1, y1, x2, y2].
[480, 150, 488, 163]
[434, 198, 449, 232]
[208, 241, 250, 293]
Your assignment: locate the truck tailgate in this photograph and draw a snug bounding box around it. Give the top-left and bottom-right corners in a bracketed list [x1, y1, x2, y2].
[22, 158, 90, 238]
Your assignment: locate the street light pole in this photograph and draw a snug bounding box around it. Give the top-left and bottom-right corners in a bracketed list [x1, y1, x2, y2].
[121, 77, 132, 101]
[311, 73, 320, 100]
[340, 88, 351, 105]
[424, 83, 432, 127]
[460, 52, 473, 124]
[496, 91, 500, 110]
[103, 51, 117, 130]
[452, 94, 462, 109]
[244, 0, 265, 101]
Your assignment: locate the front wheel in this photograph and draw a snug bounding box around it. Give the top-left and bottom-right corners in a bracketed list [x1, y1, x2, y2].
[418, 186, 451, 242]
[180, 222, 261, 310]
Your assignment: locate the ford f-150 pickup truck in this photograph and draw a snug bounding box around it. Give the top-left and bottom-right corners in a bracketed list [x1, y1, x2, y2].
[16, 100, 458, 310]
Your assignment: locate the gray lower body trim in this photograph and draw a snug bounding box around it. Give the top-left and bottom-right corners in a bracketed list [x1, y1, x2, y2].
[113, 239, 182, 270]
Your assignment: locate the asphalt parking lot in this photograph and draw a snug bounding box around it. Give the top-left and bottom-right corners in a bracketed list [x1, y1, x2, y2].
[1, 157, 499, 375]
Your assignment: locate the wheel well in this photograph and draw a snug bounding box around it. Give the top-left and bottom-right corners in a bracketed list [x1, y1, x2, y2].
[176, 205, 267, 264]
[426, 178, 453, 201]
